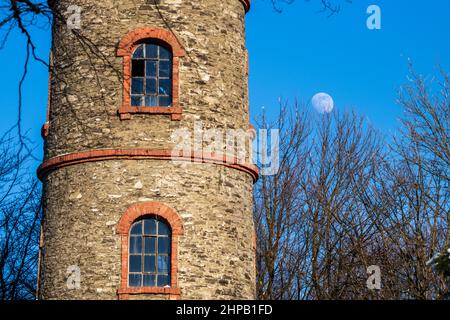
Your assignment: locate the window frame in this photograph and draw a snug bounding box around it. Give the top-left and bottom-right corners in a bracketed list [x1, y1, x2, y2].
[116, 202, 184, 300]
[117, 27, 185, 121]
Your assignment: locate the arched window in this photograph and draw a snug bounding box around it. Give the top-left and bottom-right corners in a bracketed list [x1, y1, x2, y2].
[130, 43, 173, 108]
[128, 217, 171, 287]
[117, 27, 185, 121]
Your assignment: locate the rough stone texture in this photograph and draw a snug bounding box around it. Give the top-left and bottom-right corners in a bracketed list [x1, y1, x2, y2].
[45, 0, 249, 159]
[39, 0, 255, 300]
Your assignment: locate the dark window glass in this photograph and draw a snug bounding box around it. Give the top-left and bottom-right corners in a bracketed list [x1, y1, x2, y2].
[131, 78, 144, 94]
[157, 275, 170, 287]
[130, 43, 172, 107]
[158, 237, 170, 253]
[129, 255, 142, 272]
[129, 274, 142, 287]
[146, 61, 157, 77]
[159, 46, 171, 60]
[143, 275, 156, 287]
[128, 218, 172, 287]
[145, 44, 158, 59]
[130, 222, 142, 235]
[145, 78, 157, 95]
[131, 95, 142, 107]
[144, 219, 157, 235]
[133, 45, 144, 59]
[132, 60, 145, 77]
[130, 236, 142, 254]
[159, 79, 171, 96]
[144, 237, 156, 254]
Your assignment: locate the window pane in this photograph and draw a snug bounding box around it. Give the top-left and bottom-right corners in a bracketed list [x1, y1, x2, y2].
[131, 95, 143, 107]
[146, 61, 157, 77]
[144, 95, 158, 107]
[130, 221, 142, 235]
[159, 96, 172, 107]
[158, 221, 170, 236]
[145, 78, 157, 95]
[159, 60, 171, 78]
[131, 60, 145, 77]
[144, 237, 156, 254]
[144, 255, 156, 272]
[157, 255, 169, 273]
[158, 237, 170, 253]
[131, 78, 144, 94]
[144, 219, 157, 235]
[159, 46, 171, 60]
[130, 236, 142, 254]
[157, 275, 170, 287]
[159, 79, 171, 96]
[132, 45, 144, 59]
[143, 274, 156, 287]
[129, 274, 142, 287]
[145, 44, 158, 59]
[129, 255, 142, 272]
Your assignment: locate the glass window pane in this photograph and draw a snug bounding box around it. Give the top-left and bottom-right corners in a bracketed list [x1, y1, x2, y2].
[130, 236, 142, 254]
[131, 78, 144, 94]
[159, 60, 171, 78]
[159, 96, 171, 107]
[144, 237, 156, 254]
[158, 237, 170, 253]
[145, 78, 157, 95]
[158, 221, 170, 236]
[144, 95, 158, 107]
[131, 60, 145, 77]
[129, 274, 142, 287]
[144, 255, 156, 272]
[131, 95, 142, 107]
[143, 275, 156, 287]
[144, 219, 157, 235]
[146, 61, 157, 77]
[130, 221, 142, 235]
[157, 275, 170, 287]
[159, 79, 172, 96]
[145, 44, 158, 59]
[159, 46, 171, 60]
[157, 255, 169, 273]
[129, 255, 142, 272]
[132, 45, 144, 59]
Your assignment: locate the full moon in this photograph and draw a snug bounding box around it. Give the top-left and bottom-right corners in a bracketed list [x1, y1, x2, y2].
[311, 92, 334, 114]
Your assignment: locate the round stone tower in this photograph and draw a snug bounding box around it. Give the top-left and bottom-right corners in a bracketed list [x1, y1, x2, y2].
[37, 0, 257, 300]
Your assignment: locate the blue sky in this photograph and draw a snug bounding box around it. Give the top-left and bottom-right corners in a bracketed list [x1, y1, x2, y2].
[0, 0, 449, 166]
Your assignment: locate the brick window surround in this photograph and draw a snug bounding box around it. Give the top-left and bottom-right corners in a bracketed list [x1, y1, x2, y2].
[116, 202, 184, 300]
[117, 27, 185, 121]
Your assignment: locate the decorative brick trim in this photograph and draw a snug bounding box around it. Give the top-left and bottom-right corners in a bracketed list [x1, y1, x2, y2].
[116, 202, 183, 300]
[240, 0, 251, 12]
[37, 148, 259, 182]
[117, 27, 185, 121]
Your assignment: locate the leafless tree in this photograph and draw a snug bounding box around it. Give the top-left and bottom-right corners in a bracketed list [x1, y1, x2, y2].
[0, 132, 42, 300]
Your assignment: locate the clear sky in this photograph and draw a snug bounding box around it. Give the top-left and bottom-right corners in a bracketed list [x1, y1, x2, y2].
[0, 0, 449, 167]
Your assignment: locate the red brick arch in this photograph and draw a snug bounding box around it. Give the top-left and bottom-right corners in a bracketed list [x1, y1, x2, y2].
[117, 202, 183, 300]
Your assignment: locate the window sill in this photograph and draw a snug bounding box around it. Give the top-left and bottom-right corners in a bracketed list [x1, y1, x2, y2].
[118, 105, 182, 121]
[117, 287, 181, 299]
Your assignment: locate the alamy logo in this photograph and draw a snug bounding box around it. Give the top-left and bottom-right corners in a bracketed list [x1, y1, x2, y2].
[171, 121, 280, 176]
[66, 265, 81, 290]
[66, 5, 81, 30]
[366, 265, 381, 290]
[366, 5, 382, 30]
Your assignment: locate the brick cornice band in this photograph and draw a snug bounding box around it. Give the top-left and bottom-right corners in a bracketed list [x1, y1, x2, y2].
[37, 149, 259, 183]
